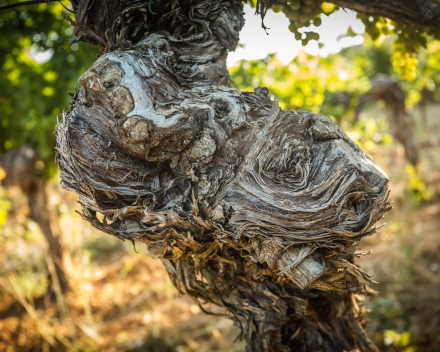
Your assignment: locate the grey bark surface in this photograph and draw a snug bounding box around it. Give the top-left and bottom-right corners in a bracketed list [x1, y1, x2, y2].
[57, 1, 391, 350]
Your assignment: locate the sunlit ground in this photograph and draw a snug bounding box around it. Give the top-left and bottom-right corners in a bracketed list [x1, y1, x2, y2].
[1, 103, 440, 352]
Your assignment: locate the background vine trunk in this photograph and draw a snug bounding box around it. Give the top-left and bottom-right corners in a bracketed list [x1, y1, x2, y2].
[0, 147, 68, 293]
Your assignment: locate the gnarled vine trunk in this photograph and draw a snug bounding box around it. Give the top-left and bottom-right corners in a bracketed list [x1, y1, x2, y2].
[56, 1, 392, 350]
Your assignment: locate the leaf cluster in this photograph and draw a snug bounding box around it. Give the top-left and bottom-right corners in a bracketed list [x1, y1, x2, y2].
[0, 2, 97, 177]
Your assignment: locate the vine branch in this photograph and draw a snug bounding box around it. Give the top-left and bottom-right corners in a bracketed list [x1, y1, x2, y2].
[0, 0, 62, 12]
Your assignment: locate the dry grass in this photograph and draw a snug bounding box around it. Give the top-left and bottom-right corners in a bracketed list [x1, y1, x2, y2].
[0, 183, 244, 352]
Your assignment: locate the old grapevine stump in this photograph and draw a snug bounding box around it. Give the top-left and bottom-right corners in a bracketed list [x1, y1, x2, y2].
[56, 1, 391, 351]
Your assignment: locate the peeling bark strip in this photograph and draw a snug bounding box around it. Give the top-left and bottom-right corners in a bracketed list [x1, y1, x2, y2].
[57, 1, 391, 351]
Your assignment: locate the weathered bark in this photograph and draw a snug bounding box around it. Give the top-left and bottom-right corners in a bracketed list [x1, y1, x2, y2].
[355, 75, 419, 166]
[56, 1, 391, 351]
[0, 147, 68, 293]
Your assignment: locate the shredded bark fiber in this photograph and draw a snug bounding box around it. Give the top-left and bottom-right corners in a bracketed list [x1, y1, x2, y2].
[57, 1, 391, 350]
